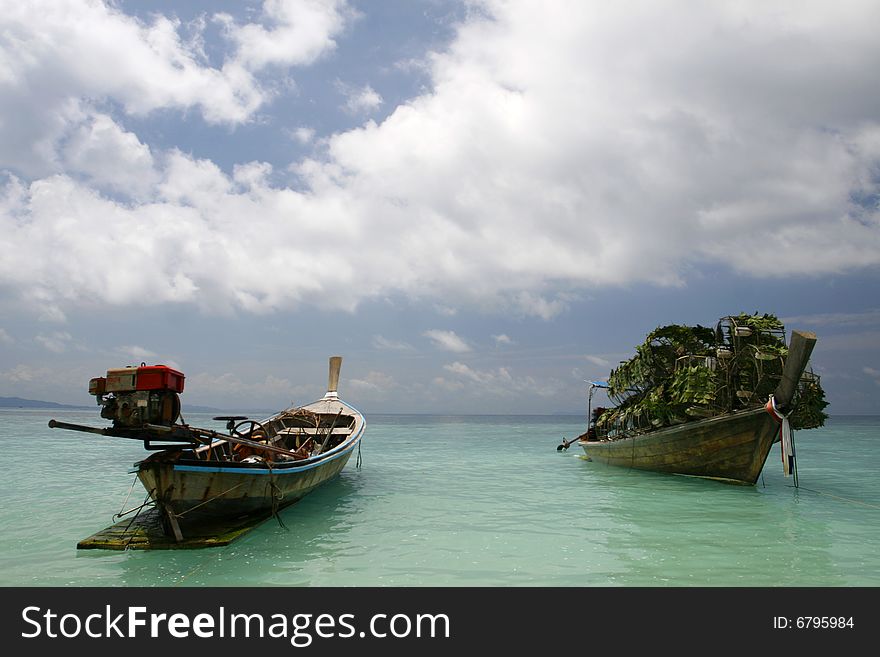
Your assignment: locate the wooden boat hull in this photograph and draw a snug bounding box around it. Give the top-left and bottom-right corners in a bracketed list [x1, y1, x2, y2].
[137, 440, 358, 523]
[579, 407, 780, 485]
[136, 397, 365, 530]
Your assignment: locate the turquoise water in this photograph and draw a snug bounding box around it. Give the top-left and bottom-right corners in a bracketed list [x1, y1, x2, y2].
[0, 409, 878, 586]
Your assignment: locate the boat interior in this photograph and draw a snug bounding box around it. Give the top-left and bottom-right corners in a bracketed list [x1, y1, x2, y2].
[171, 407, 358, 465]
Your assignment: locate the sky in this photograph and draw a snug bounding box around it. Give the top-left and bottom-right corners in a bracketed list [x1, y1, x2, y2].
[1, 0, 879, 416]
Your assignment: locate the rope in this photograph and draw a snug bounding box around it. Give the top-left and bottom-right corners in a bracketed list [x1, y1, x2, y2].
[119, 490, 155, 550]
[790, 485, 880, 511]
[356, 440, 362, 469]
[766, 395, 797, 484]
[174, 482, 246, 517]
[266, 462, 288, 531]
[113, 476, 140, 520]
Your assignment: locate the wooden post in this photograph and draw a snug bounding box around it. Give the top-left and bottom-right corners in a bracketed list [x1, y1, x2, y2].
[328, 356, 342, 394]
[773, 330, 817, 412]
[164, 507, 184, 543]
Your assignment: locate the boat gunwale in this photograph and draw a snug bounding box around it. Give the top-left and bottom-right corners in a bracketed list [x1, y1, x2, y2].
[170, 423, 364, 475]
[137, 398, 366, 474]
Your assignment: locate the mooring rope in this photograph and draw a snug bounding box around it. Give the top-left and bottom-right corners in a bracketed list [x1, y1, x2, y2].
[113, 476, 139, 520]
[119, 489, 156, 550]
[266, 463, 289, 531]
[175, 482, 246, 518]
[789, 485, 880, 511]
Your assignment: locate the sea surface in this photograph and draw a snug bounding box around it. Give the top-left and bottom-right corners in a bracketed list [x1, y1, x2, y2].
[1, 409, 878, 587]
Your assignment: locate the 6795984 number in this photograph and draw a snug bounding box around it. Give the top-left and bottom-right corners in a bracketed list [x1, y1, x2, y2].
[798, 616, 854, 629]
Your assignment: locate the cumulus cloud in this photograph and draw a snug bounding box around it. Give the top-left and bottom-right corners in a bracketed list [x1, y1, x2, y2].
[492, 333, 513, 346]
[423, 329, 471, 353]
[217, 0, 351, 71]
[0, 0, 351, 177]
[2, 1, 880, 321]
[291, 127, 316, 144]
[340, 83, 383, 115]
[372, 335, 415, 351]
[349, 370, 396, 395]
[34, 331, 73, 353]
[115, 345, 159, 363]
[0, 364, 37, 383]
[438, 361, 559, 397]
[185, 371, 314, 407]
[61, 113, 159, 197]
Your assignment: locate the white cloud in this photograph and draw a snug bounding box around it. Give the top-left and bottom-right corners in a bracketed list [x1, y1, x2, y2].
[584, 355, 610, 368]
[492, 333, 513, 346]
[2, 1, 880, 321]
[0, 364, 37, 383]
[185, 371, 314, 407]
[0, 0, 352, 178]
[349, 370, 396, 395]
[0, 328, 13, 344]
[511, 292, 572, 321]
[372, 335, 415, 351]
[300, 0, 880, 295]
[440, 361, 559, 397]
[35, 331, 72, 353]
[291, 127, 316, 144]
[218, 0, 351, 71]
[341, 84, 383, 115]
[115, 345, 159, 363]
[423, 329, 471, 353]
[61, 113, 159, 196]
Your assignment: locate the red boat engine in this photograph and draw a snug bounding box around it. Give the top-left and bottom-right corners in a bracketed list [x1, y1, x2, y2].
[89, 365, 185, 429]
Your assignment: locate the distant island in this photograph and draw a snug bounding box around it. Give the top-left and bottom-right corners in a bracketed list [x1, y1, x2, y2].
[0, 396, 269, 415]
[0, 396, 90, 409]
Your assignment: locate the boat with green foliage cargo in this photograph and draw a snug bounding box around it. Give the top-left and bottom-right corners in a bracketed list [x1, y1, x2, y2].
[50, 356, 365, 545]
[559, 314, 828, 485]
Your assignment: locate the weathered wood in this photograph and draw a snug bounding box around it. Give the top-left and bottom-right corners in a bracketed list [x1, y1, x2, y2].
[327, 356, 342, 394]
[773, 329, 817, 412]
[77, 508, 271, 550]
[204, 431, 304, 460]
[579, 328, 818, 485]
[62, 354, 366, 548]
[582, 408, 779, 484]
[318, 410, 344, 454]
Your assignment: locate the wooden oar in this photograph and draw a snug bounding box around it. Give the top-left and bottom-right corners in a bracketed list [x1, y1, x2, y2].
[317, 409, 344, 454]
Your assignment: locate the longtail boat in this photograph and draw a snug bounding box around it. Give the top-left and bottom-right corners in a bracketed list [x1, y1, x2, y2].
[50, 356, 365, 542]
[559, 314, 827, 485]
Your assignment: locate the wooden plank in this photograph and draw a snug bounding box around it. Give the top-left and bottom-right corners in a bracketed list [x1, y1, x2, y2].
[76, 508, 272, 550]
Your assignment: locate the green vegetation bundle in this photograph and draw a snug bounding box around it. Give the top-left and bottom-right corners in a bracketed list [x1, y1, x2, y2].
[597, 313, 827, 435]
